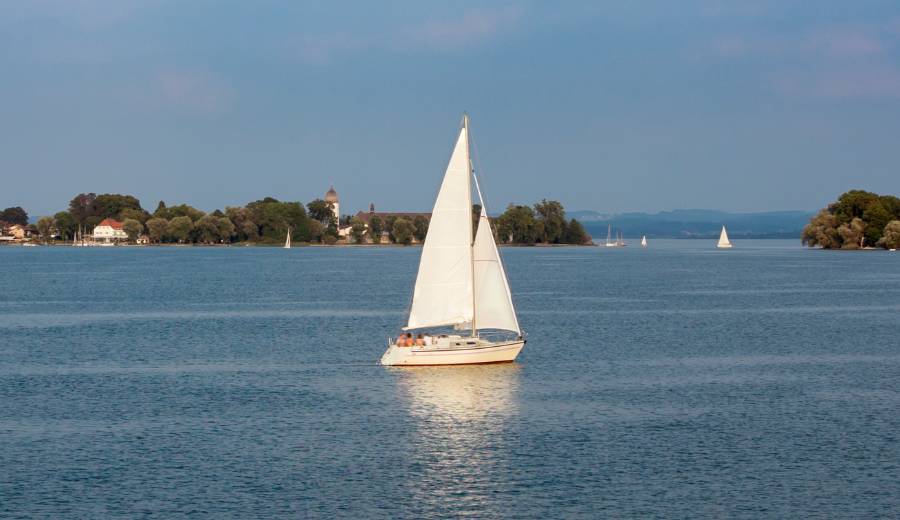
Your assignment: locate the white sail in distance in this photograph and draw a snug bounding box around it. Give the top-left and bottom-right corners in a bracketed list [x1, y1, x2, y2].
[405, 123, 474, 330]
[717, 226, 732, 248]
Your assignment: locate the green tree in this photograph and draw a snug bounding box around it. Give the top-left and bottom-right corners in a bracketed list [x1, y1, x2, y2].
[368, 216, 383, 244]
[496, 204, 537, 244]
[862, 200, 893, 247]
[194, 215, 220, 243]
[534, 199, 567, 243]
[95, 194, 143, 219]
[246, 198, 310, 242]
[154, 201, 168, 219]
[562, 218, 591, 244]
[119, 207, 150, 224]
[68, 193, 98, 226]
[122, 218, 143, 241]
[307, 199, 336, 226]
[1, 206, 29, 225]
[240, 220, 259, 241]
[36, 216, 54, 241]
[878, 220, 900, 249]
[53, 211, 76, 240]
[216, 217, 235, 243]
[413, 215, 429, 242]
[146, 218, 168, 244]
[384, 215, 398, 243]
[831, 190, 879, 224]
[167, 216, 193, 243]
[349, 217, 367, 243]
[85, 215, 102, 229]
[802, 209, 841, 249]
[392, 217, 414, 245]
[324, 221, 339, 242]
[837, 217, 866, 249]
[307, 219, 322, 243]
[166, 204, 205, 222]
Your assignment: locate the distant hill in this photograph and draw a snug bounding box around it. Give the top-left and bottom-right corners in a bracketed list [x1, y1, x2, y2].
[572, 209, 814, 239]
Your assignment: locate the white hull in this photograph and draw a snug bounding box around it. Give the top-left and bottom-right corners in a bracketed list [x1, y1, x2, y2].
[717, 244, 733, 249]
[381, 338, 525, 366]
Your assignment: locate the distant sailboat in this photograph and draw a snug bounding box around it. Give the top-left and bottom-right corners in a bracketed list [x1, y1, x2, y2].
[717, 226, 733, 249]
[641, 235, 647, 248]
[605, 225, 624, 248]
[284, 227, 291, 249]
[380, 114, 525, 366]
[617, 230, 625, 247]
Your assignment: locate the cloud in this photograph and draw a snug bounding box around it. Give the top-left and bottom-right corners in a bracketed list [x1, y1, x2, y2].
[775, 63, 900, 99]
[292, 7, 523, 64]
[406, 7, 523, 51]
[708, 21, 900, 99]
[711, 25, 885, 60]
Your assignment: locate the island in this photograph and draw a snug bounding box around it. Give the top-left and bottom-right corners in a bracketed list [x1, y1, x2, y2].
[802, 190, 900, 250]
[0, 188, 592, 247]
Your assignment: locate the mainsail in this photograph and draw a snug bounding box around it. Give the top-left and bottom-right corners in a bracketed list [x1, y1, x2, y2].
[406, 123, 475, 330]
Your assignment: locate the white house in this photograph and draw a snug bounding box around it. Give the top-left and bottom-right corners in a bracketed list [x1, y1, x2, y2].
[93, 218, 128, 243]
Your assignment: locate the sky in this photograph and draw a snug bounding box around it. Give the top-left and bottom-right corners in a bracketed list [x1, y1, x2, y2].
[2, 0, 900, 218]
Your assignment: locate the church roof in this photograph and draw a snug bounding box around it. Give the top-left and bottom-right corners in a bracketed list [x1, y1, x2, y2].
[354, 211, 430, 225]
[325, 185, 338, 201]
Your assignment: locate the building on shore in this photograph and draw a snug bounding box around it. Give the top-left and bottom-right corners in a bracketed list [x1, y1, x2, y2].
[6, 224, 27, 240]
[353, 204, 431, 241]
[93, 218, 128, 243]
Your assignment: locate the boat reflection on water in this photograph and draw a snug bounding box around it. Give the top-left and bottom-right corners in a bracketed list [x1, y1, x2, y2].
[395, 364, 522, 517]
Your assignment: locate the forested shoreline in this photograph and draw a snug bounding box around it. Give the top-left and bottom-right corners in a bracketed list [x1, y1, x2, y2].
[1, 194, 592, 246]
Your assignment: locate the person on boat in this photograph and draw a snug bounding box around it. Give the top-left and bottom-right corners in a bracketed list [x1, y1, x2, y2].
[415, 334, 425, 347]
[397, 334, 407, 347]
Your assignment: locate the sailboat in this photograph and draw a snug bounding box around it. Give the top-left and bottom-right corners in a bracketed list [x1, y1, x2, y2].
[617, 230, 626, 247]
[641, 235, 647, 248]
[717, 225, 733, 249]
[284, 227, 291, 249]
[380, 115, 525, 366]
[605, 224, 623, 248]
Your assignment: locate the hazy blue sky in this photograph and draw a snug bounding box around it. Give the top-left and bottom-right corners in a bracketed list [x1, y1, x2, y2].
[2, 1, 900, 217]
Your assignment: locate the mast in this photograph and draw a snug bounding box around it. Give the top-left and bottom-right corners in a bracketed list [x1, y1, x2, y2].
[464, 113, 477, 337]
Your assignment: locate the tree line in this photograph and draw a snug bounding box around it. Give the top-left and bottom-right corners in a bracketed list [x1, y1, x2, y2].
[802, 190, 900, 249]
[33, 193, 342, 245]
[8, 194, 591, 246]
[494, 200, 591, 245]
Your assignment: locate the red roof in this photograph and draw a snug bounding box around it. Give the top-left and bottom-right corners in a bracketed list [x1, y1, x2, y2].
[97, 218, 124, 230]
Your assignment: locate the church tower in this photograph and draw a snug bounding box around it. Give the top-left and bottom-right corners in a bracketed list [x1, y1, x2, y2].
[325, 185, 340, 222]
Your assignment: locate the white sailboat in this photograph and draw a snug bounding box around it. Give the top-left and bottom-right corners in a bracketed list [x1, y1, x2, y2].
[717, 225, 733, 249]
[284, 227, 291, 249]
[641, 235, 647, 248]
[605, 224, 624, 248]
[381, 115, 525, 366]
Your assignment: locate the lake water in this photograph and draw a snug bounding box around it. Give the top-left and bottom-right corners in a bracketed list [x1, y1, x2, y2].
[2, 240, 899, 518]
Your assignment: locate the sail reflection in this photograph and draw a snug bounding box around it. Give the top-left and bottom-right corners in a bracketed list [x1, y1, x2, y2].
[396, 364, 521, 517]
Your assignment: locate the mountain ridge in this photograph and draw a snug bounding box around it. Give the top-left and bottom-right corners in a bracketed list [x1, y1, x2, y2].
[571, 209, 814, 239]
